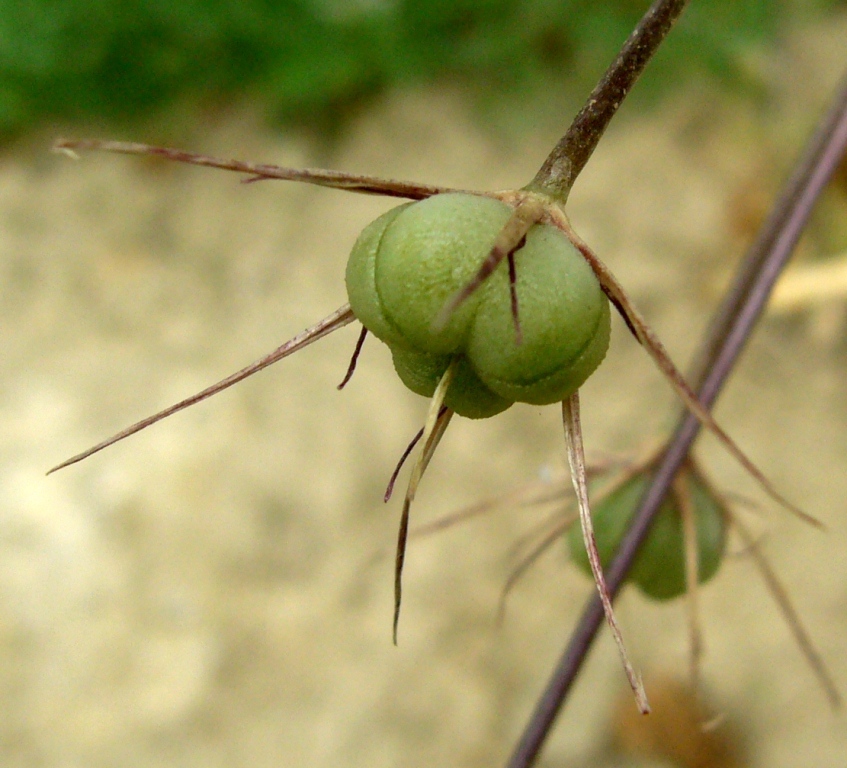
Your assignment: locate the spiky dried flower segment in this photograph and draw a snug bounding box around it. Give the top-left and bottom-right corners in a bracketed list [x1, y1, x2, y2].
[49, 136, 813, 713]
[562, 394, 648, 711]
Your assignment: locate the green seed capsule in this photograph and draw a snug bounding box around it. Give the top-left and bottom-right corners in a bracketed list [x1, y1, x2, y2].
[391, 347, 512, 419]
[468, 222, 611, 405]
[375, 194, 513, 355]
[345, 192, 611, 417]
[568, 470, 728, 601]
[344, 202, 412, 349]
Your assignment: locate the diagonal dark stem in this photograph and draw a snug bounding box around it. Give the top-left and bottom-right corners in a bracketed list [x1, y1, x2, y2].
[527, 0, 689, 203]
[507, 69, 847, 768]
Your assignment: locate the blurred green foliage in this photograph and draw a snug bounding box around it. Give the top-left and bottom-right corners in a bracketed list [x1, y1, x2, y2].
[0, 0, 840, 138]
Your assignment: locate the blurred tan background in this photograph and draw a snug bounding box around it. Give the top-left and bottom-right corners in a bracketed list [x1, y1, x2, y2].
[3, 11, 847, 768]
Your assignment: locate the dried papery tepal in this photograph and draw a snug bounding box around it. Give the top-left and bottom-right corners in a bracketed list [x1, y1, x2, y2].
[48, 136, 816, 714]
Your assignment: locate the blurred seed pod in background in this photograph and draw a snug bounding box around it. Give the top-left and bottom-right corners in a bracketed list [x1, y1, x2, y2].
[567, 460, 728, 602]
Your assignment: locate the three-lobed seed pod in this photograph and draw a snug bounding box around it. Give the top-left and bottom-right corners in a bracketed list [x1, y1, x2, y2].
[345, 193, 611, 418]
[568, 469, 728, 601]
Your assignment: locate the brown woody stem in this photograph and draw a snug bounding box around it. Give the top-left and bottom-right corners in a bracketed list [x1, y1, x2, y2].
[527, 0, 689, 203]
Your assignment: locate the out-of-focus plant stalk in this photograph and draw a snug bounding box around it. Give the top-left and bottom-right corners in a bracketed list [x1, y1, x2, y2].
[507, 69, 847, 768]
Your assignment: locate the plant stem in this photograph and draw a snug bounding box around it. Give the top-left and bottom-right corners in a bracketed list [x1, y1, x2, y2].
[527, 0, 690, 203]
[506, 68, 847, 768]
